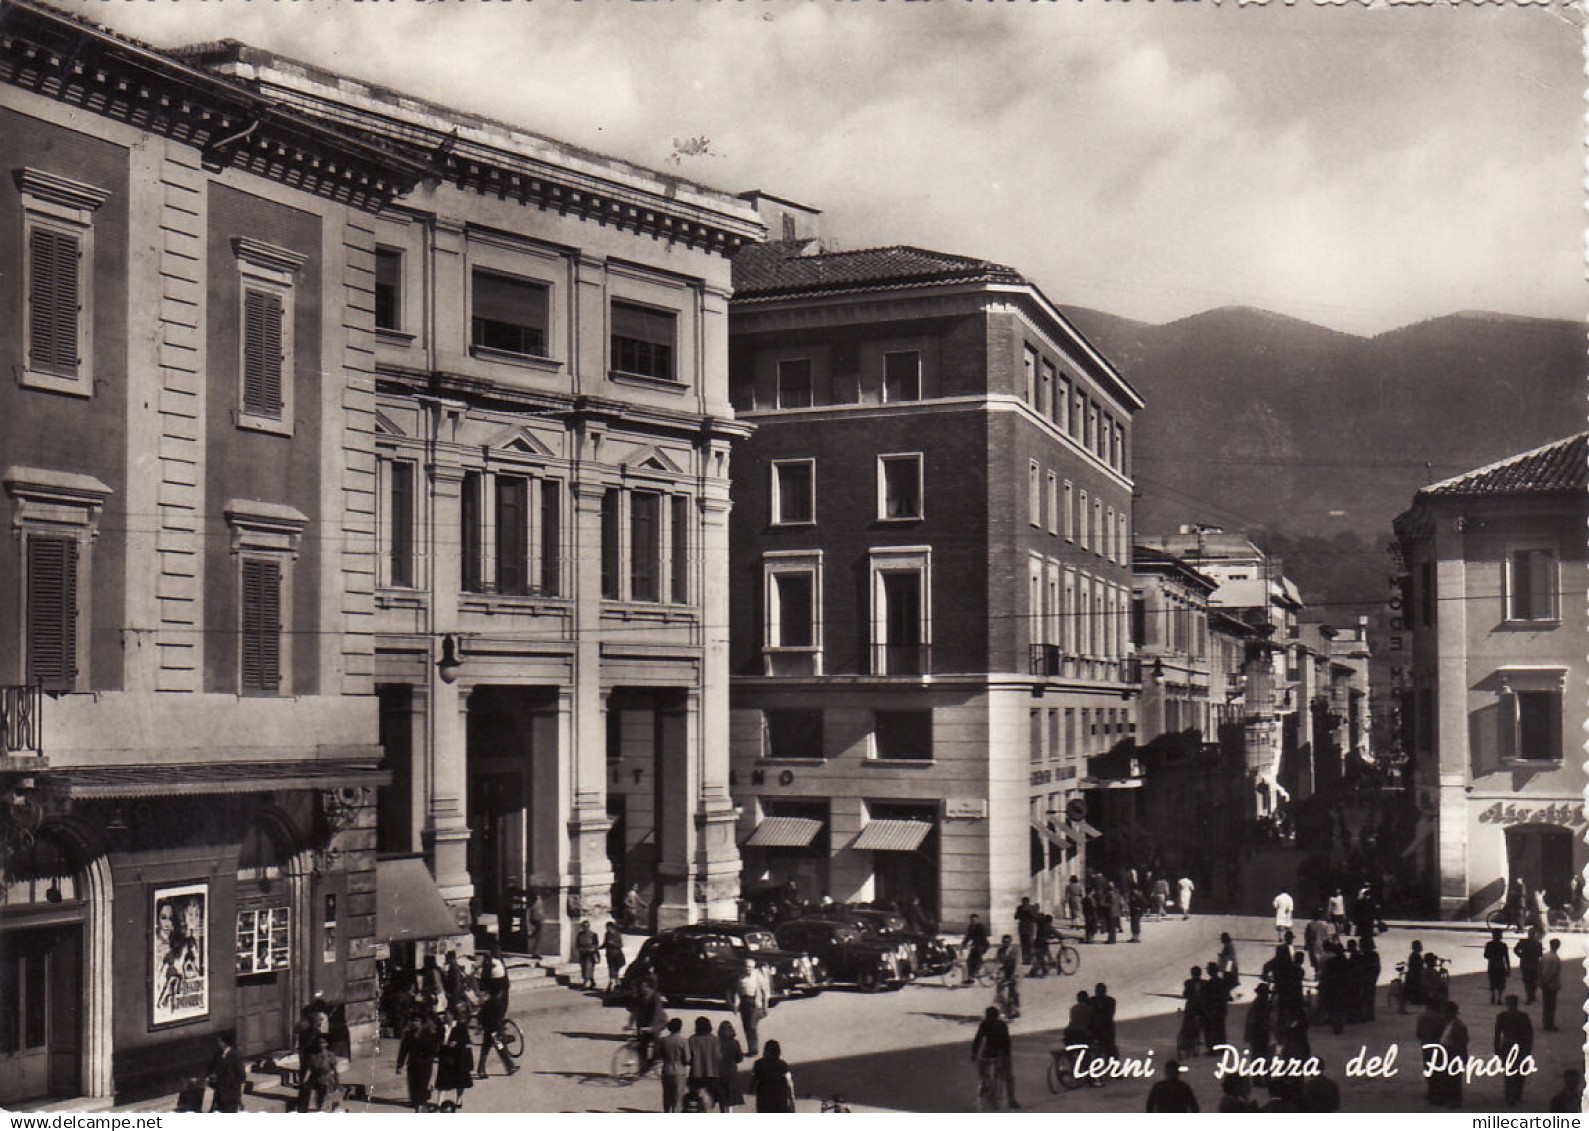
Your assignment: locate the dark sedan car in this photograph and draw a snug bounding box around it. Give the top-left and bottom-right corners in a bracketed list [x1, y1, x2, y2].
[617, 931, 748, 1007]
[808, 906, 956, 978]
[674, 921, 824, 998]
[772, 919, 907, 992]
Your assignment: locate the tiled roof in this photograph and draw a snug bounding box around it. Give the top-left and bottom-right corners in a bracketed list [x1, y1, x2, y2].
[1420, 432, 1588, 498]
[733, 241, 1027, 299]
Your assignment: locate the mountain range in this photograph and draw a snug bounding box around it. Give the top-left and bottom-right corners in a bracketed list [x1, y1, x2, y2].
[1060, 305, 1584, 614]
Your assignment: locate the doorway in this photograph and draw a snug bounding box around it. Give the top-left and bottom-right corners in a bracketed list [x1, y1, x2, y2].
[0, 926, 81, 1103]
[1505, 823, 1574, 908]
[234, 821, 295, 1057]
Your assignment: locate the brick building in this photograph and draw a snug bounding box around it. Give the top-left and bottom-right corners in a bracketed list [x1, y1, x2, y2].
[726, 198, 1142, 928]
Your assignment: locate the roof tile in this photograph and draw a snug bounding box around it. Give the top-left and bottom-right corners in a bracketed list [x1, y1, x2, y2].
[1420, 432, 1588, 498]
[733, 241, 1026, 298]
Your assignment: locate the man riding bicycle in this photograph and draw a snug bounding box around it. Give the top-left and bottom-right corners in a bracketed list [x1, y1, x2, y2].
[995, 935, 1021, 1018]
[629, 976, 669, 1071]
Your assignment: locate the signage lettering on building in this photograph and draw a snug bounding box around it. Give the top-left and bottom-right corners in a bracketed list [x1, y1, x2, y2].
[1031, 770, 1052, 786]
[1477, 801, 1585, 828]
[945, 798, 989, 819]
[1057, 765, 1078, 781]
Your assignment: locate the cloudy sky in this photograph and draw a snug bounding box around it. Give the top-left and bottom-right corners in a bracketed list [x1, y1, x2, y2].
[81, 0, 1582, 335]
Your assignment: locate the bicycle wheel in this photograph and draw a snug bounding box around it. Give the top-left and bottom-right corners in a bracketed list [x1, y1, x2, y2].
[941, 959, 967, 989]
[1057, 945, 1081, 976]
[611, 1043, 642, 1081]
[498, 1018, 525, 1061]
[976, 963, 999, 988]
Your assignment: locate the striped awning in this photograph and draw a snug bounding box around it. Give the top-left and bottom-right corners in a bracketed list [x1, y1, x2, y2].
[745, 817, 824, 848]
[853, 819, 932, 853]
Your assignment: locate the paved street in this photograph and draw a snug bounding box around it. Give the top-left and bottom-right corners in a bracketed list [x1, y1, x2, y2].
[335, 915, 1584, 1114]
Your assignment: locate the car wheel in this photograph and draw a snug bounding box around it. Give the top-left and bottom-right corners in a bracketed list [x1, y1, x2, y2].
[857, 969, 882, 993]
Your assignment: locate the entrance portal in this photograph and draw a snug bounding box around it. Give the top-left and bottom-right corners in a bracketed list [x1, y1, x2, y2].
[1504, 823, 1574, 909]
[0, 834, 83, 1103]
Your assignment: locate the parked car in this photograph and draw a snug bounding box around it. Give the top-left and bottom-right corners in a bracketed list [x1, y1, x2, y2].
[617, 930, 750, 1008]
[808, 905, 954, 978]
[772, 919, 907, 992]
[675, 921, 825, 998]
[740, 880, 808, 928]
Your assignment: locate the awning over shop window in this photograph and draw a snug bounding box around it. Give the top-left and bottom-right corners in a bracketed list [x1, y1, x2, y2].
[745, 817, 824, 848]
[377, 856, 462, 943]
[853, 819, 932, 853]
[1032, 820, 1077, 850]
[1069, 818, 1103, 840]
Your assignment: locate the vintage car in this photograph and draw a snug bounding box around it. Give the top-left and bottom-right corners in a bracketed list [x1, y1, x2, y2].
[807, 905, 955, 978]
[617, 926, 819, 1007]
[772, 918, 907, 992]
[674, 921, 825, 998]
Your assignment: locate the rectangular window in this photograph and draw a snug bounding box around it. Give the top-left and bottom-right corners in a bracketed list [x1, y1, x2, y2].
[1514, 691, 1560, 762]
[1063, 481, 1074, 541]
[1115, 423, 1126, 472]
[630, 491, 661, 602]
[374, 247, 402, 332]
[1106, 506, 1116, 561]
[461, 472, 483, 592]
[472, 270, 548, 358]
[1064, 708, 1076, 758]
[774, 572, 815, 648]
[1048, 708, 1061, 763]
[27, 228, 81, 378]
[611, 301, 676, 380]
[1419, 561, 1435, 627]
[880, 454, 923, 520]
[388, 460, 415, 588]
[1023, 345, 1038, 404]
[874, 710, 932, 761]
[1047, 473, 1059, 535]
[1041, 360, 1058, 422]
[600, 488, 621, 599]
[241, 558, 283, 694]
[242, 288, 285, 418]
[1072, 390, 1085, 442]
[1131, 595, 1146, 647]
[882, 570, 922, 673]
[670, 494, 690, 605]
[883, 351, 920, 402]
[1028, 461, 1042, 526]
[773, 460, 815, 525]
[766, 710, 824, 760]
[777, 359, 813, 408]
[26, 535, 78, 691]
[1078, 491, 1089, 550]
[1057, 376, 1072, 434]
[1102, 412, 1114, 466]
[540, 480, 561, 597]
[1507, 548, 1557, 622]
[495, 475, 530, 595]
[1094, 499, 1104, 555]
[1030, 708, 1044, 763]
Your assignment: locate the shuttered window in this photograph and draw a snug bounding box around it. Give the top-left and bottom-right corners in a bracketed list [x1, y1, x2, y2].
[241, 559, 283, 693]
[26, 536, 78, 690]
[387, 461, 416, 587]
[461, 472, 483, 592]
[630, 492, 661, 603]
[670, 495, 689, 605]
[611, 302, 675, 380]
[539, 480, 561, 598]
[495, 475, 529, 595]
[28, 228, 81, 378]
[1508, 549, 1557, 622]
[242, 289, 285, 417]
[600, 489, 621, 600]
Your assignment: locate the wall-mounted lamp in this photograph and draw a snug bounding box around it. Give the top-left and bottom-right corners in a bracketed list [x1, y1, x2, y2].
[437, 634, 463, 684]
[1151, 659, 1166, 686]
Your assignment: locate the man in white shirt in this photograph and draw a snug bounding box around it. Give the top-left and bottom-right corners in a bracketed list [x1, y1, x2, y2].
[1273, 891, 1294, 943]
[1177, 876, 1195, 920]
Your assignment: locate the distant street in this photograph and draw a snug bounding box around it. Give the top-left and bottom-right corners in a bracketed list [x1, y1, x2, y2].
[349, 916, 1584, 1114]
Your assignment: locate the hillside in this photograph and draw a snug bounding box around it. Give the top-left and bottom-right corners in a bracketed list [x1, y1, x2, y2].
[1062, 305, 1584, 611]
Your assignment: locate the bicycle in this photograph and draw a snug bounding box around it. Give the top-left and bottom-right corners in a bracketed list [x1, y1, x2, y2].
[467, 1010, 524, 1066]
[818, 1094, 852, 1113]
[1486, 906, 1527, 932]
[993, 979, 1021, 1020]
[974, 1057, 1000, 1112]
[611, 1027, 664, 1082]
[1047, 1046, 1084, 1093]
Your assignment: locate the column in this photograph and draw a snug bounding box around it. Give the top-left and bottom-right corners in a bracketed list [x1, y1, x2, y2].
[694, 489, 742, 921]
[426, 459, 471, 910]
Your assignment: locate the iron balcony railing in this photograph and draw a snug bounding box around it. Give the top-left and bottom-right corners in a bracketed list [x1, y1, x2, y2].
[1, 684, 43, 756]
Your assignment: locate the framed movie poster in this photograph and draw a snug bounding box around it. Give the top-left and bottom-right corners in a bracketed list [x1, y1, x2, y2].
[152, 882, 209, 1025]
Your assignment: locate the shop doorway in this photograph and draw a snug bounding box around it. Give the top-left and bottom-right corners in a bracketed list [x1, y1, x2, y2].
[0, 833, 84, 1103]
[863, 802, 939, 923]
[1505, 823, 1575, 908]
[234, 821, 296, 1057]
[467, 686, 558, 940]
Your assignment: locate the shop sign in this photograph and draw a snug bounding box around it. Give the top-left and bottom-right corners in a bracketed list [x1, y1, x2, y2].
[944, 798, 988, 820]
[153, 881, 209, 1026]
[1477, 801, 1584, 827]
[1030, 769, 1052, 786]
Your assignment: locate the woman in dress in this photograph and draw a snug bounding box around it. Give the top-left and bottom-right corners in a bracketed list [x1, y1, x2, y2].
[750, 1039, 795, 1113]
[433, 1003, 475, 1110]
[395, 1012, 438, 1110]
[717, 1021, 745, 1112]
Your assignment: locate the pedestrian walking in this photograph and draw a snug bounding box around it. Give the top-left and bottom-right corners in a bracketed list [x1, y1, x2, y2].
[686, 1016, 724, 1111]
[525, 890, 545, 954]
[301, 1035, 341, 1113]
[657, 1017, 691, 1113]
[1352, 884, 1382, 940]
[1091, 983, 1118, 1057]
[1128, 886, 1146, 942]
[717, 1021, 746, 1112]
[1483, 928, 1511, 1005]
[1273, 890, 1294, 943]
[1064, 875, 1084, 925]
[1081, 888, 1099, 943]
[207, 1033, 247, 1113]
[435, 1005, 475, 1110]
[1304, 911, 1329, 973]
[1327, 888, 1347, 935]
[574, 919, 601, 990]
[994, 935, 1021, 1017]
[1146, 1060, 1199, 1112]
[750, 1039, 796, 1113]
[1217, 932, 1239, 990]
[972, 1005, 1018, 1110]
[621, 883, 646, 931]
[1151, 875, 1170, 920]
[1494, 995, 1533, 1108]
[1103, 884, 1120, 945]
[442, 950, 467, 1012]
[602, 921, 627, 991]
[1199, 961, 1229, 1049]
[962, 913, 991, 982]
[735, 957, 768, 1055]
[1539, 937, 1563, 1031]
[396, 1011, 439, 1110]
[1015, 896, 1038, 965]
[1244, 983, 1273, 1056]
[1436, 1001, 1469, 1109]
[475, 945, 517, 1078]
[1179, 966, 1204, 1055]
[1178, 875, 1195, 919]
[1514, 927, 1543, 1004]
[1029, 912, 1055, 976]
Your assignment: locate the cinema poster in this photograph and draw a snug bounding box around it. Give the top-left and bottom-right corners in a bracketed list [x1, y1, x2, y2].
[152, 882, 209, 1026]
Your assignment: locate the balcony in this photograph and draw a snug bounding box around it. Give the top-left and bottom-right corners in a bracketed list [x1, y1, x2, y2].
[1, 684, 43, 758]
[1029, 643, 1063, 677]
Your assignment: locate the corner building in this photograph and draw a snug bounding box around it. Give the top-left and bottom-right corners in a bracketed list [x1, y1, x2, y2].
[727, 199, 1142, 929]
[173, 43, 766, 949]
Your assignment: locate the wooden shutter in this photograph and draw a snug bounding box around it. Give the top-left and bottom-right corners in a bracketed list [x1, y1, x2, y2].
[670, 495, 689, 605]
[389, 461, 414, 587]
[26, 536, 78, 690]
[460, 472, 482, 592]
[243, 289, 284, 416]
[1527, 550, 1555, 620]
[28, 229, 80, 377]
[600, 489, 620, 599]
[630, 492, 659, 602]
[495, 476, 528, 594]
[241, 559, 282, 692]
[540, 480, 560, 598]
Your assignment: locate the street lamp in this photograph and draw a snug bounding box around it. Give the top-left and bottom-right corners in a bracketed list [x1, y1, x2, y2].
[437, 634, 463, 684]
